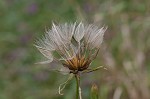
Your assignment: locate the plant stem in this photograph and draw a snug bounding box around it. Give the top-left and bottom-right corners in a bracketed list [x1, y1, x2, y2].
[82, 66, 107, 74]
[75, 73, 81, 99]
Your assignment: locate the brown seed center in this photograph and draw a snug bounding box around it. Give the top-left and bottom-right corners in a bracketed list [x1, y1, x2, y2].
[64, 56, 89, 71]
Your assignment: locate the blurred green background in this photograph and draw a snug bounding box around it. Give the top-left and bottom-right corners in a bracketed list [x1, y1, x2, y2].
[0, 0, 150, 99]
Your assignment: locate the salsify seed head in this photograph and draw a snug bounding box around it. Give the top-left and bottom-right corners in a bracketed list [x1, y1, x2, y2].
[35, 22, 107, 74]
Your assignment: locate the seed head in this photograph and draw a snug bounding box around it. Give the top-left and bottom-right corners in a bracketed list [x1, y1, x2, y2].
[35, 22, 107, 74]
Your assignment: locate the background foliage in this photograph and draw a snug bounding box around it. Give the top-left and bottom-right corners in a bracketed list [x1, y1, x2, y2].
[0, 0, 150, 99]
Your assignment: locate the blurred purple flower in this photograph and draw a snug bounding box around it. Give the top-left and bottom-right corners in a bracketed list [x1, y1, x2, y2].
[19, 33, 33, 45]
[84, 3, 93, 13]
[26, 3, 38, 14]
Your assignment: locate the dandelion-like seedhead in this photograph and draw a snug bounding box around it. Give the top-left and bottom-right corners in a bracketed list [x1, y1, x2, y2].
[35, 22, 107, 74]
[35, 22, 107, 96]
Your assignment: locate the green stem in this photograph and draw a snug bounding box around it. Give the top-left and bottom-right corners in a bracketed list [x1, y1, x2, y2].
[75, 74, 80, 99]
[82, 66, 107, 74]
